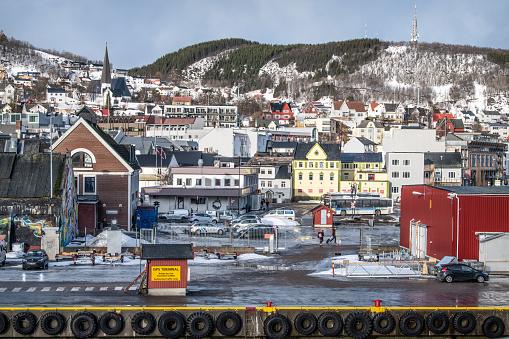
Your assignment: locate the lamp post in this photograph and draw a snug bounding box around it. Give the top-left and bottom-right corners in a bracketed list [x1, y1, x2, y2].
[238, 156, 241, 217]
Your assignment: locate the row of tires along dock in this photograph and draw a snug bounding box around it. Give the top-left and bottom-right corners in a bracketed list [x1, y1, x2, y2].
[0, 305, 506, 338]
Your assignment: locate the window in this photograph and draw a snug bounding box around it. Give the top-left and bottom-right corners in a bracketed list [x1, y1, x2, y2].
[319, 174, 324, 181]
[471, 155, 476, 167]
[28, 115, 38, 123]
[196, 179, 202, 186]
[319, 162, 324, 168]
[191, 197, 206, 204]
[260, 181, 265, 187]
[424, 171, 431, 179]
[392, 172, 399, 178]
[261, 169, 265, 174]
[402, 172, 410, 178]
[353, 164, 358, 169]
[84, 177, 95, 193]
[298, 187, 303, 193]
[330, 173, 334, 181]
[309, 162, 314, 168]
[309, 173, 313, 180]
[205, 178, 212, 186]
[329, 188, 334, 192]
[449, 172, 455, 178]
[391, 186, 399, 194]
[343, 163, 349, 169]
[72, 152, 93, 168]
[308, 187, 313, 193]
[176, 178, 182, 185]
[365, 164, 371, 169]
[185, 178, 192, 186]
[490, 155, 494, 167]
[359, 174, 363, 180]
[281, 181, 286, 188]
[298, 162, 303, 168]
[330, 162, 334, 168]
[319, 188, 324, 193]
[268, 181, 272, 188]
[368, 174, 375, 181]
[344, 173, 349, 180]
[234, 179, 239, 187]
[392, 159, 400, 166]
[403, 160, 411, 166]
[268, 169, 272, 175]
[215, 179, 221, 186]
[225, 179, 231, 186]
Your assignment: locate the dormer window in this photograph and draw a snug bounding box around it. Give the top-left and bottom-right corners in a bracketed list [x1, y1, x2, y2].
[72, 151, 93, 168]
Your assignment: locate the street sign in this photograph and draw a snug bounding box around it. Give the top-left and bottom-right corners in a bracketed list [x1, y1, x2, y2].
[351, 202, 355, 208]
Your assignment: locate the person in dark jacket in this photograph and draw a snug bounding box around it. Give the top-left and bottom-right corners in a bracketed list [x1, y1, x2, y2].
[318, 230, 325, 246]
[327, 227, 337, 244]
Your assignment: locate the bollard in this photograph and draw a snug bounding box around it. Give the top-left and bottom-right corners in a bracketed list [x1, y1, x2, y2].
[372, 299, 382, 307]
[332, 263, 335, 277]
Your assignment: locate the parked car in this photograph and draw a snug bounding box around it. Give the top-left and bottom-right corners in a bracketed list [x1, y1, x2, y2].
[238, 224, 276, 238]
[437, 263, 489, 283]
[189, 213, 218, 224]
[190, 223, 228, 235]
[231, 218, 262, 230]
[206, 210, 234, 221]
[0, 245, 6, 266]
[433, 256, 459, 275]
[22, 249, 49, 270]
[160, 209, 189, 221]
[265, 209, 296, 220]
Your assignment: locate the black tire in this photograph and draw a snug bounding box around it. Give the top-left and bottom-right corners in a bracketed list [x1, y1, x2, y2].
[264, 314, 290, 339]
[372, 312, 395, 335]
[375, 209, 381, 216]
[99, 311, 124, 335]
[71, 311, 97, 339]
[399, 312, 424, 336]
[40, 311, 66, 335]
[0, 312, 7, 334]
[294, 312, 317, 335]
[216, 311, 242, 336]
[186, 312, 213, 338]
[195, 230, 201, 235]
[158, 311, 185, 338]
[483, 316, 505, 338]
[340, 210, 347, 216]
[453, 311, 476, 334]
[218, 229, 224, 235]
[445, 275, 453, 283]
[345, 312, 372, 339]
[131, 311, 155, 335]
[317, 311, 343, 336]
[477, 275, 485, 283]
[427, 311, 449, 334]
[12, 311, 37, 335]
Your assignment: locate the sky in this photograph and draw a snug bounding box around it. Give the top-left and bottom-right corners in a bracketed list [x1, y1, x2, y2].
[2, 0, 509, 70]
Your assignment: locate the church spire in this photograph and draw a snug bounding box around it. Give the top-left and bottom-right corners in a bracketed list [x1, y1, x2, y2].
[101, 43, 111, 85]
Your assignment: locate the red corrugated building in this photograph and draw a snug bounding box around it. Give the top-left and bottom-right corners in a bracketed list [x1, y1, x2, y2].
[400, 185, 509, 270]
[142, 244, 194, 296]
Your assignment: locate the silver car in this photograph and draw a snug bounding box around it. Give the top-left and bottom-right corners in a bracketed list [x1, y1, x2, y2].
[190, 223, 228, 235]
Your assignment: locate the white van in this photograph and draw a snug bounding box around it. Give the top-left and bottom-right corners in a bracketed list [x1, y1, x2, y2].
[265, 209, 296, 220]
[160, 209, 189, 221]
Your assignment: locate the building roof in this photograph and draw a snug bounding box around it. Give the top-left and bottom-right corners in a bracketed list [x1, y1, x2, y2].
[346, 101, 366, 112]
[293, 143, 341, 160]
[172, 96, 191, 102]
[436, 186, 509, 195]
[141, 244, 193, 260]
[355, 136, 378, 146]
[484, 110, 500, 116]
[275, 165, 292, 180]
[451, 119, 465, 129]
[272, 141, 298, 149]
[269, 102, 290, 113]
[47, 88, 66, 94]
[341, 153, 382, 163]
[356, 120, 383, 129]
[110, 78, 131, 98]
[384, 103, 400, 112]
[101, 45, 111, 84]
[332, 101, 344, 110]
[0, 153, 66, 198]
[424, 152, 462, 167]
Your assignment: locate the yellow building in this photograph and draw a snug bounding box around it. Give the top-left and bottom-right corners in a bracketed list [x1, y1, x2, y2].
[339, 153, 390, 197]
[352, 119, 384, 144]
[293, 143, 342, 198]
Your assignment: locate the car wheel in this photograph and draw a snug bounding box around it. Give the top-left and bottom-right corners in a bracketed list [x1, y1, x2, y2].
[477, 275, 485, 283]
[445, 275, 453, 283]
[196, 230, 201, 235]
[181, 216, 186, 221]
[340, 210, 347, 216]
[212, 220, 217, 224]
[218, 229, 224, 235]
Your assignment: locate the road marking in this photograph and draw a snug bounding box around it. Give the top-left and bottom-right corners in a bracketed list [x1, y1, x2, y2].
[56, 287, 65, 292]
[27, 287, 36, 292]
[42, 287, 51, 292]
[71, 287, 80, 291]
[12, 287, 21, 292]
[85, 287, 94, 291]
[128, 286, 137, 291]
[114, 287, 123, 291]
[0, 288, 6, 292]
[100, 287, 108, 291]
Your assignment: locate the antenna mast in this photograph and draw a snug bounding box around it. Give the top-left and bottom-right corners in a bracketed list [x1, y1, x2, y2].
[411, 5, 419, 45]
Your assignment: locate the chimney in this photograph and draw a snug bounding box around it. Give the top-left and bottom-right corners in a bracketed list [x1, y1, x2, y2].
[8, 133, 17, 153]
[198, 159, 203, 167]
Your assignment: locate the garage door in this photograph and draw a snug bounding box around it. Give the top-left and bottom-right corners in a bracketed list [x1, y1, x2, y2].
[478, 233, 509, 273]
[410, 221, 427, 259]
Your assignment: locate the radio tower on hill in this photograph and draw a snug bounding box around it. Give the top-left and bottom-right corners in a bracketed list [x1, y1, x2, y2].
[411, 5, 419, 45]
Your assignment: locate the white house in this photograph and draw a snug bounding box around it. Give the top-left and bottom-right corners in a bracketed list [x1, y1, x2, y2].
[257, 164, 292, 203]
[47, 88, 67, 104]
[488, 122, 509, 141]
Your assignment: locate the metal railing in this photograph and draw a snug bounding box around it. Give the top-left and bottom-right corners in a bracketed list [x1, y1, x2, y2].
[332, 260, 426, 277]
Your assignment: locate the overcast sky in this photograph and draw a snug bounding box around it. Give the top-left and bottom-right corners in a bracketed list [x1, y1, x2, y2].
[2, 0, 509, 69]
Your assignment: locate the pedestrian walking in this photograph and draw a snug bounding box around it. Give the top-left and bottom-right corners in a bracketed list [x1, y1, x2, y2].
[327, 227, 337, 244]
[266, 200, 270, 210]
[318, 229, 325, 246]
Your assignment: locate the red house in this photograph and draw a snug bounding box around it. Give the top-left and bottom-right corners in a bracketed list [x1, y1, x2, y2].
[400, 185, 509, 272]
[264, 101, 293, 124]
[52, 112, 140, 235]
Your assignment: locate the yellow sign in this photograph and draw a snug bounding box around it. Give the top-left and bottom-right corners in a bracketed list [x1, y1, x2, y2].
[151, 266, 181, 281]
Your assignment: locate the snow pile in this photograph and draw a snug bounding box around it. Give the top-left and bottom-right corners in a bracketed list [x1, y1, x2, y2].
[82, 230, 149, 247]
[6, 251, 24, 259]
[298, 200, 321, 204]
[260, 216, 299, 229]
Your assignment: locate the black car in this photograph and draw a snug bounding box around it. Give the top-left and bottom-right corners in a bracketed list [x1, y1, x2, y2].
[22, 249, 49, 270]
[437, 263, 488, 283]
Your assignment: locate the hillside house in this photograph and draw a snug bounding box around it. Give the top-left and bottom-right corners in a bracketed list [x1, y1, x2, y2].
[352, 119, 384, 144]
[331, 101, 367, 123]
[264, 102, 294, 125]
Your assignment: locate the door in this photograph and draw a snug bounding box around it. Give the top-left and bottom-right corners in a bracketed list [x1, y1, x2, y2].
[178, 197, 184, 209]
[320, 210, 327, 224]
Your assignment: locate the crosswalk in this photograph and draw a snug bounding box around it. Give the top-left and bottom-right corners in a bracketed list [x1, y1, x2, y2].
[0, 286, 138, 292]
